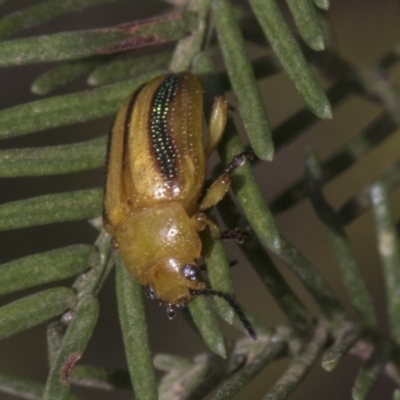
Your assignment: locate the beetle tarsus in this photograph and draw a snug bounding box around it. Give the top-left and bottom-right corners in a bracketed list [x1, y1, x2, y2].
[224, 150, 255, 174]
[221, 228, 249, 244]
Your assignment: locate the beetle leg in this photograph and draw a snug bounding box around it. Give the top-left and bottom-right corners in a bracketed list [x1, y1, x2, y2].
[199, 150, 254, 211]
[192, 213, 221, 240]
[205, 96, 228, 157]
[199, 173, 231, 211]
[223, 150, 255, 174]
[220, 228, 249, 244]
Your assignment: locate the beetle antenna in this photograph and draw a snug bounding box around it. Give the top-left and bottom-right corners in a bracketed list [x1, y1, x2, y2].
[189, 288, 257, 340]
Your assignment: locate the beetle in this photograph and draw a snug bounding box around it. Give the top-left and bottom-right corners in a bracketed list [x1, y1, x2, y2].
[104, 72, 256, 339]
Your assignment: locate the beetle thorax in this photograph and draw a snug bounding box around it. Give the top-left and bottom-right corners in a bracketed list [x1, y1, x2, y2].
[114, 203, 202, 290]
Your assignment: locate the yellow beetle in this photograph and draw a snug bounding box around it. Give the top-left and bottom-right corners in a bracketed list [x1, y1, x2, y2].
[104, 72, 255, 339]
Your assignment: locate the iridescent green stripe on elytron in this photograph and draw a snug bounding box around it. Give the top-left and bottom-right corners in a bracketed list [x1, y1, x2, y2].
[150, 74, 179, 181]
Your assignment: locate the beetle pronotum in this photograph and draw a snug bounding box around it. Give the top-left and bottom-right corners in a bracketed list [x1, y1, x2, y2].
[104, 72, 256, 339]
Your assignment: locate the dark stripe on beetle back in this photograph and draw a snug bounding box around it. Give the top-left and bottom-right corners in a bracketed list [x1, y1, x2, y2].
[149, 74, 179, 182]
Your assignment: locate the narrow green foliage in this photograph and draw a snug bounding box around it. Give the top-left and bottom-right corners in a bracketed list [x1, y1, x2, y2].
[239, 235, 310, 330]
[115, 255, 158, 400]
[169, 0, 212, 72]
[212, 337, 286, 400]
[70, 365, 132, 390]
[0, 188, 102, 231]
[271, 81, 351, 151]
[0, 137, 106, 177]
[212, 0, 274, 161]
[264, 321, 327, 400]
[88, 51, 171, 86]
[47, 320, 66, 367]
[43, 295, 99, 400]
[154, 353, 193, 371]
[219, 124, 281, 251]
[285, 0, 325, 51]
[274, 236, 344, 318]
[247, 0, 332, 119]
[352, 340, 392, 400]
[158, 353, 225, 400]
[188, 296, 227, 359]
[217, 195, 310, 330]
[0, 371, 82, 400]
[201, 230, 236, 324]
[322, 322, 361, 371]
[0, 12, 195, 67]
[0, 0, 116, 40]
[271, 112, 397, 214]
[0, 71, 163, 140]
[72, 230, 113, 297]
[32, 58, 106, 95]
[305, 151, 377, 327]
[0, 288, 77, 340]
[313, 0, 330, 10]
[339, 159, 400, 225]
[370, 183, 400, 345]
[0, 245, 96, 295]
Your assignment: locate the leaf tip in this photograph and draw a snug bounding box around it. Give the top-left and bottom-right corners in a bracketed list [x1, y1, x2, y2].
[319, 102, 333, 119]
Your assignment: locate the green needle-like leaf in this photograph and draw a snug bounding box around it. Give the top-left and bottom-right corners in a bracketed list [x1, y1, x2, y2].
[0, 371, 82, 400]
[285, 0, 325, 51]
[218, 195, 310, 330]
[212, 0, 274, 161]
[339, 159, 400, 225]
[0, 71, 163, 140]
[0, 0, 116, 40]
[201, 228, 235, 324]
[305, 151, 377, 327]
[275, 236, 344, 318]
[115, 255, 158, 400]
[322, 322, 361, 371]
[271, 112, 397, 214]
[31, 58, 106, 95]
[264, 321, 327, 400]
[159, 353, 225, 400]
[188, 296, 227, 358]
[169, 0, 212, 72]
[0, 12, 194, 67]
[0, 288, 77, 340]
[154, 353, 193, 371]
[352, 340, 392, 400]
[88, 51, 171, 86]
[219, 124, 281, 252]
[248, 0, 332, 119]
[212, 337, 285, 400]
[0, 188, 102, 231]
[0, 136, 106, 177]
[43, 295, 99, 400]
[370, 183, 400, 346]
[0, 245, 96, 296]
[313, 0, 330, 10]
[70, 365, 131, 390]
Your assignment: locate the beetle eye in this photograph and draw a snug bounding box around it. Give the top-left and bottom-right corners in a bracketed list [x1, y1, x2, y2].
[182, 264, 200, 281]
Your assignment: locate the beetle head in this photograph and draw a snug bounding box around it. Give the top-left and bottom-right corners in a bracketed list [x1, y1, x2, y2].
[145, 258, 207, 306]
